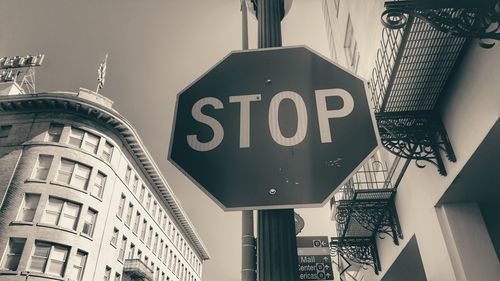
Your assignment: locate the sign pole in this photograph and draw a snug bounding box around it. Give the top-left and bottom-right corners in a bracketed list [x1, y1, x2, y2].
[240, 2, 257, 281]
[256, 1, 299, 280]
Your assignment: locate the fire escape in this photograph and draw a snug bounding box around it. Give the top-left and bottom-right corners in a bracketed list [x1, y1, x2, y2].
[330, 0, 499, 278]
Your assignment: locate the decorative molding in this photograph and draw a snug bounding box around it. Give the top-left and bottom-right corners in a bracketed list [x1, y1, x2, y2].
[376, 111, 456, 176]
[331, 237, 381, 274]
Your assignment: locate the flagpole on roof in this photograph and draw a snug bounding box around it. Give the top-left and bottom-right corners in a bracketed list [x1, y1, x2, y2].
[96, 53, 108, 94]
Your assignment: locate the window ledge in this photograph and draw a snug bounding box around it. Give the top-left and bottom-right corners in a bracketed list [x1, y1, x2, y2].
[10, 221, 34, 226]
[110, 242, 117, 249]
[25, 178, 48, 184]
[0, 269, 18, 275]
[36, 222, 77, 234]
[90, 194, 103, 202]
[49, 181, 88, 194]
[21, 271, 64, 280]
[80, 233, 94, 241]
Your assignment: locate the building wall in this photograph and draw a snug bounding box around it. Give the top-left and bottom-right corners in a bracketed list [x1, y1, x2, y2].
[0, 94, 205, 281]
[322, 1, 500, 280]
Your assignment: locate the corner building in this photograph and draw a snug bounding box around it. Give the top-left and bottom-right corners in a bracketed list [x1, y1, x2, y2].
[323, 0, 499, 281]
[0, 85, 209, 281]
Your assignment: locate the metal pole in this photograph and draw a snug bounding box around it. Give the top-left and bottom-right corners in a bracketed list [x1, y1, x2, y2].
[240, 2, 257, 281]
[256, 1, 299, 280]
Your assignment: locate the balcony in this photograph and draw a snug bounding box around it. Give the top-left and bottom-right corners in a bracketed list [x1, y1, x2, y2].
[330, 158, 402, 275]
[370, 0, 500, 176]
[123, 259, 153, 281]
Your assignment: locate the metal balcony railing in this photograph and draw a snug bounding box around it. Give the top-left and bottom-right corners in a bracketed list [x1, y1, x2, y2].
[366, 0, 500, 175]
[123, 259, 154, 281]
[330, 158, 402, 275]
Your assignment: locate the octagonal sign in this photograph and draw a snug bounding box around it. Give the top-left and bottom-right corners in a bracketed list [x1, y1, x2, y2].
[169, 46, 380, 210]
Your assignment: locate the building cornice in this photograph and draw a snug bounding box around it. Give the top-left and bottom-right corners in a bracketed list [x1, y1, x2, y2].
[0, 91, 210, 260]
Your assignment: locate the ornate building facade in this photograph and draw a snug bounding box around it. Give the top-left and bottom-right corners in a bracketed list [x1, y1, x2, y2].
[323, 0, 500, 280]
[0, 84, 209, 281]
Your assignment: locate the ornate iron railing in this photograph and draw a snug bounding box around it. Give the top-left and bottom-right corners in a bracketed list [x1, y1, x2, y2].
[381, 0, 500, 49]
[330, 158, 402, 275]
[368, 0, 498, 175]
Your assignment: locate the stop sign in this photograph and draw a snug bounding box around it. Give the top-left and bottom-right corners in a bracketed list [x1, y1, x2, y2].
[169, 46, 379, 210]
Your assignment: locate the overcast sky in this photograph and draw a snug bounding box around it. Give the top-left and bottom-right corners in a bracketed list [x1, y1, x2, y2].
[1, 1, 334, 280]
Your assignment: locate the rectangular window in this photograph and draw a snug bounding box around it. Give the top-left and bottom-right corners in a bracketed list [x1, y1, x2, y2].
[104, 266, 111, 281]
[152, 201, 157, 218]
[68, 127, 100, 154]
[146, 193, 152, 210]
[137, 250, 142, 260]
[101, 141, 114, 162]
[82, 132, 99, 154]
[147, 227, 153, 248]
[126, 203, 133, 225]
[167, 222, 172, 237]
[162, 215, 167, 231]
[18, 193, 40, 222]
[133, 211, 141, 233]
[29, 241, 69, 277]
[168, 251, 173, 270]
[344, 14, 359, 70]
[33, 155, 53, 181]
[117, 194, 126, 218]
[124, 166, 132, 185]
[92, 171, 107, 199]
[47, 123, 64, 142]
[128, 243, 135, 259]
[139, 185, 146, 202]
[153, 233, 159, 254]
[41, 197, 81, 230]
[111, 228, 119, 246]
[82, 208, 97, 237]
[132, 176, 139, 193]
[56, 159, 91, 190]
[0, 124, 12, 138]
[1, 238, 26, 270]
[118, 236, 127, 261]
[114, 272, 121, 281]
[140, 220, 147, 241]
[159, 240, 164, 258]
[163, 246, 168, 264]
[68, 250, 87, 281]
[68, 128, 85, 147]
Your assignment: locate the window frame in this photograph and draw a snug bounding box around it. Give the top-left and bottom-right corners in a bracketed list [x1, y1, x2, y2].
[32, 154, 53, 181]
[68, 250, 87, 281]
[56, 158, 91, 191]
[0, 237, 26, 271]
[46, 123, 64, 143]
[41, 197, 81, 231]
[28, 240, 69, 277]
[68, 127, 101, 154]
[17, 193, 41, 222]
[82, 208, 98, 237]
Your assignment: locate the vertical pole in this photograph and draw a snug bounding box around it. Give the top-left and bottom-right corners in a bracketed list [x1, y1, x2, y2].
[241, 2, 257, 281]
[256, 1, 299, 281]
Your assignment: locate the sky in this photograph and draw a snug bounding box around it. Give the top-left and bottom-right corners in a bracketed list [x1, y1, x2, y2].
[1, 1, 335, 280]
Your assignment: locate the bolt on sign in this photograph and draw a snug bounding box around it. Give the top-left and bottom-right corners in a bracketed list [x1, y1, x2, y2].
[297, 236, 334, 280]
[169, 46, 380, 210]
